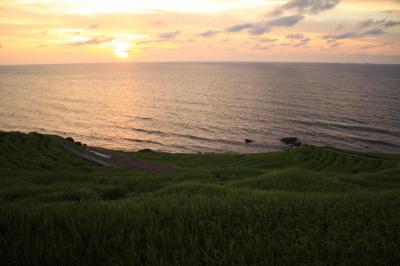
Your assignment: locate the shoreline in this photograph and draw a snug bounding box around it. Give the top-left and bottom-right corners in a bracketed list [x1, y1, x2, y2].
[2, 131, 399, 173]
[2, 129, 400, 157]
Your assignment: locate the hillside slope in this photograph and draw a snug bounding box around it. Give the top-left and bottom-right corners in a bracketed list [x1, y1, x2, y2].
[0, 131, 399, 266]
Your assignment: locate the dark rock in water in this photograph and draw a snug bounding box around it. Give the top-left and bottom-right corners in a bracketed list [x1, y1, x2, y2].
[280, 137, 298, 145]
[82, 144, 87, 147]
[289, 142, 302, 147]
[245, 138, 254, 144]
[138, 148, 152, 153]
[75, 141, 82, 146]
[65, 137, 74, 143]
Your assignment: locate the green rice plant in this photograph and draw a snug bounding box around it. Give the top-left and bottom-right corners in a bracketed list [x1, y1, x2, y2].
[0, 131, 399, 266]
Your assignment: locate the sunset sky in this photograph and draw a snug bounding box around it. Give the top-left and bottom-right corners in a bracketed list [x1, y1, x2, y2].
[0, 0, 399, 64]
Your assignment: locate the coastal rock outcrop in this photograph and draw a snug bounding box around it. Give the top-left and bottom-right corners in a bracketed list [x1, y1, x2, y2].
[245, 138, 254, 144]
[65, 137, 74, 143]
[280, 137, 298, 145]
[280, 137, 302, 147]
[138, 148, 153, 152]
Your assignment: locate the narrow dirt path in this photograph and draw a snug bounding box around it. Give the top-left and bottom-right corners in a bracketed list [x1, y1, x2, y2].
[50, 135, 175, 172]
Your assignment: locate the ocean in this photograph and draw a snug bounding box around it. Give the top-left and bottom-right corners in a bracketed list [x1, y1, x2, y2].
[0, 62, 399, 153]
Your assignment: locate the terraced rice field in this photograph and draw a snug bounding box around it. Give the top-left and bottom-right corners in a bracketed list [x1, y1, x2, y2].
[0, 131, 399, 265]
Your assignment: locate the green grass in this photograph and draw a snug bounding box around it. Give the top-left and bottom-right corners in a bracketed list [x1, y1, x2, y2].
[0, 131, 399, 266]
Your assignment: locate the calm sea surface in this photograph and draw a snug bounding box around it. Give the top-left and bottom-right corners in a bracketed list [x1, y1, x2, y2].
[0, 62, 399, 153]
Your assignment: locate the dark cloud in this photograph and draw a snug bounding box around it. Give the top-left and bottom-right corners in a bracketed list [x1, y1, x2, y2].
[325, 32, 356, 40]
[292, 42, 309, 47]
[286, 33, 305, 39]
[285, 41, 309, 48]
[287, 34, 310, 47]
[247, 22, 270, 35]
[137, 34, 194, 45]
[259, 37, 278, 43]
[88, 24, 99, 29]
[212, 0, 333, 38]
[226, 23, 254, 32]
[252, 42, 309, 50]
[359, 42, 393, 49]
[382, 9, 400, 14]
[226, 15, 304, 35]
[252, 42, 282, 50]
[363, 28, 385, 35]
[272, 0, 340, 16]
[199, 30, 221, 37]
[267, 15, 304, 27]
[248, 15, 305, 35]
[330, 42, 343, 48]
[359, 19, 400, 29]
[323, 28, 384, 41]
[158, 31, 180, 41]
[252, 43, 294, 50]
[252, 37, 310, 50]
[360, 44, 383, 49]
[384, 20, 400, 28]
[359, 19, 374, 29]
[70, 36, 112, 46]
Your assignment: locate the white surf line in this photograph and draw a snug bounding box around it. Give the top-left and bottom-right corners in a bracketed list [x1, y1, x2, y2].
[87, 149, 112, 159]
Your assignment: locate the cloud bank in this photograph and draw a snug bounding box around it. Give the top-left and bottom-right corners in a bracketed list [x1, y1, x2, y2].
[70, 36, 112, 46]
[359, 19, 400, 29]
[157, 31, 180, 41]
[271, 0, 341, 16]
[323, 28, 384, 41]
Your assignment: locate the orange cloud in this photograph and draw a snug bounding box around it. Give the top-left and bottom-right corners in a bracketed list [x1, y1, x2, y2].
[0, 0, 399, 64]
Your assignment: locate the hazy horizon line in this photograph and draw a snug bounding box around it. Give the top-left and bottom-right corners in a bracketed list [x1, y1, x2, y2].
[1, 60, 400, 67]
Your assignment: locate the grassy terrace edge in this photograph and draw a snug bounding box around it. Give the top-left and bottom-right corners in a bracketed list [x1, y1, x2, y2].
[0, 131, 399, 266]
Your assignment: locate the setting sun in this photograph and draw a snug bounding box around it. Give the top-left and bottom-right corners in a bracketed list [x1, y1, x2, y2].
[112, 41, 132, 59]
